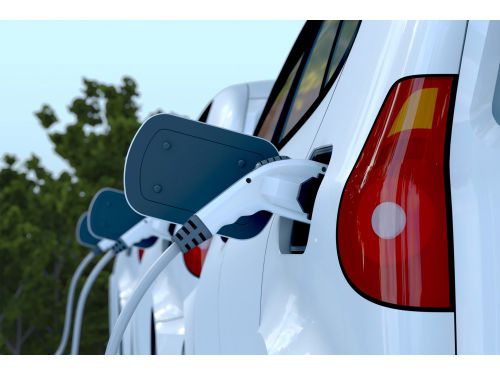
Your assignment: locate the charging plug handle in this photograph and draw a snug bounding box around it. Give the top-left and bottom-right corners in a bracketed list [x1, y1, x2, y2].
[173, 157, 326, 253]
[111, 239, 128, 254]
[173, 216, 212, 253]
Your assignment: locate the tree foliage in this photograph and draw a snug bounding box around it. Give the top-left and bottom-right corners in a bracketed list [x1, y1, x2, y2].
[0, 77, 152, 354]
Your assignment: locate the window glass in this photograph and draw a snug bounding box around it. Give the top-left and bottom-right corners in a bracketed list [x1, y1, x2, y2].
[197, 102, 212, 123]
[256, 55, 303, 141]
[325, 21, 360, 85]
[493, 64, 500, 126]
[280, 21, 340, 141]
[255, 21, 360, 148]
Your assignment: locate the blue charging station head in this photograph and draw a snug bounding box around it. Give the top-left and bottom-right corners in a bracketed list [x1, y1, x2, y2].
[88, 188, 144, 241]
[124, 114, 279, 239]
[76, 212, 100, 248]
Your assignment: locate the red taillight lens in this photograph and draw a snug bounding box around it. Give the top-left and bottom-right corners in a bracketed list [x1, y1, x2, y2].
[183, 239, 211, 278]
[138, 248, 145, 262]
[337, 75, 457, 310]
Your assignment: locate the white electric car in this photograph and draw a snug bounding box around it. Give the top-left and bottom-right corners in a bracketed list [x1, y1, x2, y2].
[109, 80, 274, 354]
[185, 20, 500, 354]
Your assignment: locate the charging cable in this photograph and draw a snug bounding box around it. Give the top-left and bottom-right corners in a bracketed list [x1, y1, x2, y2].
[70, 250, 115, 354]
[105, 158, 325, 354]
[70, 219, 169, 354]
[55, 238, 115, 355]
[110, 218, 172, 253]
[105, 242, 180, 355]
[54, 252, 95, 355]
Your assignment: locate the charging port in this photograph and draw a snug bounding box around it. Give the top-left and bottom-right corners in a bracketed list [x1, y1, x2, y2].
[279, 145, 331, 254]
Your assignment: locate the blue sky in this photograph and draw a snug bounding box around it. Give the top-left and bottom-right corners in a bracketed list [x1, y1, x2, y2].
[0, 21, 303, 174]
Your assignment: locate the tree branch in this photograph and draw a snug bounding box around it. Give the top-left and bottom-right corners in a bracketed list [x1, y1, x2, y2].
[4, 338, 16, 355]
[21, 325, 35, 344]
[15, 317, 22, 354]
[13, 285, 23, 299]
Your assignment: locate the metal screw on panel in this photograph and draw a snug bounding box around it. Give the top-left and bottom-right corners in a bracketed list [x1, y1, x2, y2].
[162, 142, 171, 150]
[153, 184, 163, 193]
[237, 159, 246, 168]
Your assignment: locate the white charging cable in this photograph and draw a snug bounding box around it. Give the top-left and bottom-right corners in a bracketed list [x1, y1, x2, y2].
[105, 158, 325, 354]
[54, 252, 96, 355]
[71, 218, 170, 354]
[110, 218, 172, 253]
[70, 250, 115, 354]
[172, 158, 325, 251]
[105, 242, 180, 355]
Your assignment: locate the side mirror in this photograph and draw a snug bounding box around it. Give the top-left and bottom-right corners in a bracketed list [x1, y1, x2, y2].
[124, 114, 279, 239]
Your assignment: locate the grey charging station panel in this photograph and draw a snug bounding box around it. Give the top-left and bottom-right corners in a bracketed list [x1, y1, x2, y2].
[88, 188, 144, 241]
[76, 212, 100, 248]
[124, 114, 279, 239]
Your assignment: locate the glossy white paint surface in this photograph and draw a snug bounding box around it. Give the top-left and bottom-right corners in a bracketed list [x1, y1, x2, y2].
[155, 317, 185, 354]
[131, 245, 158, 354]
[194, 21, 467, 354]
[205, 81, 273, 133]
[111, 21, 500, 354]
[451, 20, 500, 354]
[218, 230, 271, 354]
[114, 249, 140, 354]
[108, 259, 119, 337]
[182, 289, 197, 354]
[110, 80, 274, 354]
[258, 20, 465, 354]
[182, 82, 273, 354]
[206, 84, 248, 132]
[189, 236, 225, 354]
[150, 240, 197, 354]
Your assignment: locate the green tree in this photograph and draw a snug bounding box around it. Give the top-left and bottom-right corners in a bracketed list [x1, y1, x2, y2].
[0, 77, 155, 354]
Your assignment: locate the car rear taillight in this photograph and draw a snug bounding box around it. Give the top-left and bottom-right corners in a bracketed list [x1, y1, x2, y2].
[138, 248, 145, 262]
[183, 239, 211, 277]
[337, 75, 457, 310]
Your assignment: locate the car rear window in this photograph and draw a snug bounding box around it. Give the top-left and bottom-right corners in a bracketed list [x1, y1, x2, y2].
[254, 20, 361, 149]
[493, 64, 500, 126]
[281, 21, 341, 140]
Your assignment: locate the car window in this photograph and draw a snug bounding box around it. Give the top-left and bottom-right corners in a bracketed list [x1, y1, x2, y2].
[254, 21, 360, 149]
[198, 102, 212, 123]
[280, 21, 340, 141]
[325, 21, 360, 86]
[256, 56, 303, 142]
[493, 64, 500, 126]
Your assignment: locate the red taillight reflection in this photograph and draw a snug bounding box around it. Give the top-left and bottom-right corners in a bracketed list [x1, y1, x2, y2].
[337, 75, 457, 310]
[183, 239, 211, 278]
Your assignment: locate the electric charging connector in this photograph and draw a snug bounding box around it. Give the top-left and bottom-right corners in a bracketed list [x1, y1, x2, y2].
[172, 158, 326, 252]
[110, 218, 172, 253]
[106, 158, 326, 355]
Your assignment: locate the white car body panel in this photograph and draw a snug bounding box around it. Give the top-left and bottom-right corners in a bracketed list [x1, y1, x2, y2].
[451, 20, 500, 354]
[113, 248, 141, 354]
[187, 236, 225, 354]
[192, 21, 473, 354]
[110, 81, 273, 354]
[150, 239, 197, 354]
[108, 261, 119, 337]
[257, 20, 464, 355]
[110, 20, 500, 355]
